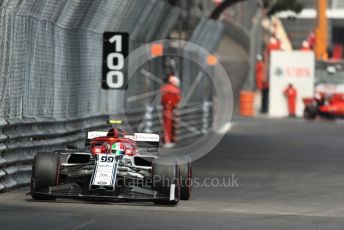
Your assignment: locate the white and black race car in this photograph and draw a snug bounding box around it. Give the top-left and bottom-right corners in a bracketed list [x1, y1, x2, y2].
[29, 128, 192, 205]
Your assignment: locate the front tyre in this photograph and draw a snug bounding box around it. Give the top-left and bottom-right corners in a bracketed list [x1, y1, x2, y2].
[152, 159, 180, 205]
[30, 152, 60, 200]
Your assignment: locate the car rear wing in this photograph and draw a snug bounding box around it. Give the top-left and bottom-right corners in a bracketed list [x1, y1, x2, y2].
[85, 131, 160, 154]
[87, 131, 108, 140]
[125, 133, 160, 155]
[85, 131, 108, 146]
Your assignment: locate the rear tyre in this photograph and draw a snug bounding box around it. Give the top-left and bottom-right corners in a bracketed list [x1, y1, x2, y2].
[179, 157, 192, 200]
[30, 152, 60, 200]
[304, 106, 317, 119]
[325, 113, 335, 120]
[152, 159, 180, 205]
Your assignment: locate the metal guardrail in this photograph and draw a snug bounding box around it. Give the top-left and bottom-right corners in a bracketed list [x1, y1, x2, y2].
[0, 103, 213, 192]
[0, 115, 110, 192]
[142, 102, 213, 142]
[175, 102, 213, 141]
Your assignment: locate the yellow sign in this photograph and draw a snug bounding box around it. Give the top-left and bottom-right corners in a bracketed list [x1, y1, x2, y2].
[108, 120, 122, 124]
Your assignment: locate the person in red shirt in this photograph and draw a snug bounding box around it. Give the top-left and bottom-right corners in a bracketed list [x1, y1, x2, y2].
[307, 32, 316, 49]
[267, 36, 282, 52]
[255, 55, 265, 90]
[160, 75, 181, 147]
[284, 84, 298, 117]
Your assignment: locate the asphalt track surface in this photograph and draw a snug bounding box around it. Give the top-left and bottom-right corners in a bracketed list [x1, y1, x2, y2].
[1, 117, 344, 229]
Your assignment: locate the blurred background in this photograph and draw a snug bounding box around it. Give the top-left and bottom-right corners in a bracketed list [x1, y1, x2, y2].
[2, 1, 344, 229]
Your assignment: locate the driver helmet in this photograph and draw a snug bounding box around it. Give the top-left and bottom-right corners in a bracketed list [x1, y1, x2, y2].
[112, 142, 125, 155]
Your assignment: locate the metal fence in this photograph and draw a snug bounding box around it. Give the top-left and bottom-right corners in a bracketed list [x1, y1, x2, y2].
[131, 18, 224, 136]
[183, 18, 224, 103]
[0, 0, 179, 119]
[222, 1, 263, 91]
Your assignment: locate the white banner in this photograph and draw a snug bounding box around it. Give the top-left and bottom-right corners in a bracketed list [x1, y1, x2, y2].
[269, 51, 315, 117]
[125, 133, 160, 142]
[316, 84, 344, 94]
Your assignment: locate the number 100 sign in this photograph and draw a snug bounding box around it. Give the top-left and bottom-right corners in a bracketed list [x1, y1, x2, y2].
[102, 32, 129, 90]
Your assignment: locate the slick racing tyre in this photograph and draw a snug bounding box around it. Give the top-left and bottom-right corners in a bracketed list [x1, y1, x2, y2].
[304, 106, 317, 119]
[179, 157, 192, 200]
[30, 152, 60, 200]
[152, 159, 180, 205]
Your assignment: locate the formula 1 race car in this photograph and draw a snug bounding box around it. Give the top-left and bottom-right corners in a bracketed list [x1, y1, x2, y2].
[303, 93, 344, 119]
[29, 122, 192, 205]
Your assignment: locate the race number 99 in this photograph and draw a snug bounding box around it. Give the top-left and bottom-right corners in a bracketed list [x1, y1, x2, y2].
[102, 32, 129, 90]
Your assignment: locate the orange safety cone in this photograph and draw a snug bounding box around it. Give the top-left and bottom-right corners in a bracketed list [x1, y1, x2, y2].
[240, 91, 255, 117]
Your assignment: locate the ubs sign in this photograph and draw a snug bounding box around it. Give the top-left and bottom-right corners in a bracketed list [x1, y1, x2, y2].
[269, 51, 315, 117]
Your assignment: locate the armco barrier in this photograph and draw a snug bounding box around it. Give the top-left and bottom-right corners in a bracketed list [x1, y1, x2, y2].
[0, 115, 110, 192]
[0, 103, 213, 192]
[0, 119, 8, 192]
[143, 103, 213, 142]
